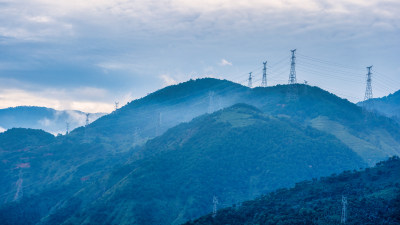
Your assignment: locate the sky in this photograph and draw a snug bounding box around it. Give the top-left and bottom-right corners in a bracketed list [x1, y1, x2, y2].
[0, 0, 399, 113]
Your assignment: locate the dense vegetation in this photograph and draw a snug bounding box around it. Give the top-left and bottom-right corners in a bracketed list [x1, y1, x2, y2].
[0, 128, 130, 225]
[359, 89, 400, 122]
[70, 78, 400, 163]
[185, 156, 400, 225]
[0, 128, 55, 150]
[41, 104, 366, 225]
[0, 78, 399, 225]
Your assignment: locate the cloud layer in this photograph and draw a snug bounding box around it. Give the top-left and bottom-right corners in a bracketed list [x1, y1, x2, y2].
[0, 0, 399, 110]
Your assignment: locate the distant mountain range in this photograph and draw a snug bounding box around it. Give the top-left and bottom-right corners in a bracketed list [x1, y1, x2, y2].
[0, 106, 106, 135]
[185, 156, 400, 225]
[0, 78, 399, 225]
[358, 90, 400, 121]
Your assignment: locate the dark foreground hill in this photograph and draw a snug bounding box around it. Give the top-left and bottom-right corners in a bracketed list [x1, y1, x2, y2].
[185, 156, 400, 225]
[37, 104, 366, 225]
[0, 127, 131, 221]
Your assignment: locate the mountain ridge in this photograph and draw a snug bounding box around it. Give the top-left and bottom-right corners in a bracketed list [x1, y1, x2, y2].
[39, 104, 366, 225]
[0, 78, 399, 225]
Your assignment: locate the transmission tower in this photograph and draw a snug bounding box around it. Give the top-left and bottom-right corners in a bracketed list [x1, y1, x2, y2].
[248, 72, 253, 88]
[341, 196, 347, 224]
[66, 122, 69, 135]
[208, 91, 215, 114]
[261, 61, 267, 87]
[362, 66, 373, 112]
[115, 102, 119, 111]
[288, 49, 297, 84]
[85, 113, 90, 127]
[156, 112, 162, 136]
[286, 49, 298, 101]
[364, 66, 373, 101]
[212, 196, 219, 218]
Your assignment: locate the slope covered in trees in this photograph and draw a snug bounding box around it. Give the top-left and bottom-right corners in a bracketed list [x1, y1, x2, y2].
[0, 78, 399, 225]
[39, 104, 366, 225]
[73, 78, 400, 164]
[185, 156, 400, 225]
[358, 89, 400, 122]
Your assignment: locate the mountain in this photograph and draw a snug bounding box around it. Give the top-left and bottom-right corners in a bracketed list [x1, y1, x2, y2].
[0, 106, 106, 135]
[0, 128, 55, 202]
[0, 127, 131, 221]
[358, 90, 400, 121]
[63, 78, 400, 165]
[185, 156, 400, 225]
[36, 104, 366, 225]
[0, 78, 399, 225]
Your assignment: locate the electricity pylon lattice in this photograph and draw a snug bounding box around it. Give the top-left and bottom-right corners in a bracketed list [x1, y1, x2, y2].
[115, 102, 119, 111]
[261, 61, 267, 87]
[287, 49, 298, 101]
[156, 112, 162, 136]
[341, 196, 347, 224]
[212, 196, 219, 218]
[208, 91, 215, 114]
[363, 66, 373, 112]
[288, 49, 297, 84]
[66, 122, 69, 135]
[248, 72, 253, 88]
[364, 66, 373, 101]
[85, 113, 90, 126]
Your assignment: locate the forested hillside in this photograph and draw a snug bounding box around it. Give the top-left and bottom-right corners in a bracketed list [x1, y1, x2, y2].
[0, 78, 399, 225]
[185, 156, 400, 225]
[72, 78, 400, 164]
[36, 104, 366, 225]
[358, 89, 400, 122]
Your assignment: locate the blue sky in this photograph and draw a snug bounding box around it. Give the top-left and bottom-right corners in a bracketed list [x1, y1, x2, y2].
[0, 0, 399, 112]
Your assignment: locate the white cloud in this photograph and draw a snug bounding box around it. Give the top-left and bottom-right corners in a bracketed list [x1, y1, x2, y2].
[0, 126, 6, 133]
[219, 59, 232, 66]
[0, 87, 114, 113]
[26, 16, 53, 23]
[38, 118, 53, 127]
[159, 74, 178, 86]
[1, 0, 398, 42]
